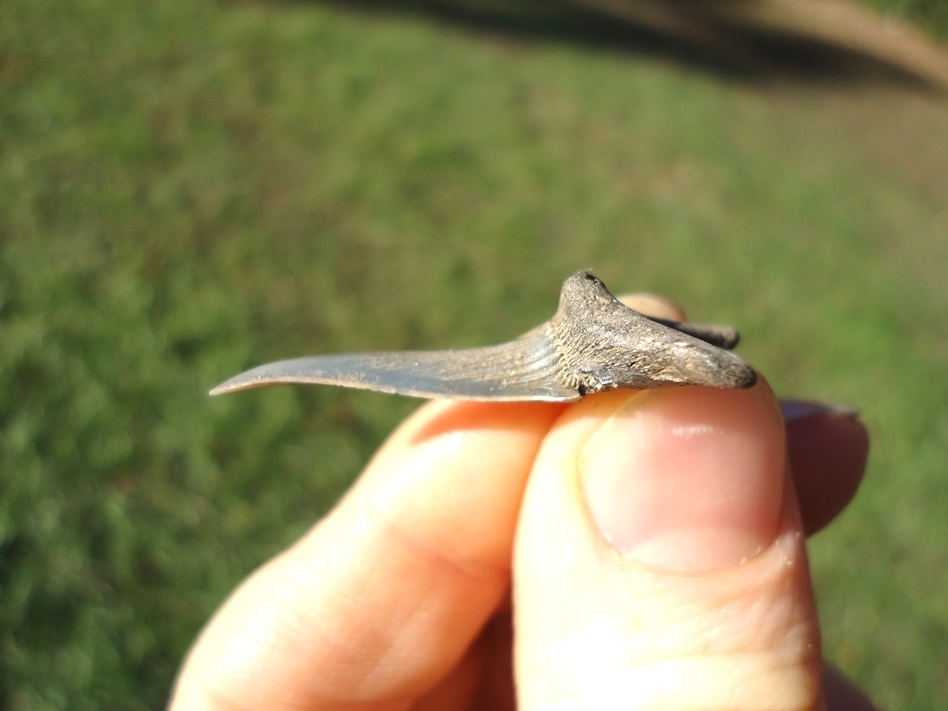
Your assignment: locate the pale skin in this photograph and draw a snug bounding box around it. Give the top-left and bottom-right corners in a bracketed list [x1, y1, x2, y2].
[170, 294, 877, 711]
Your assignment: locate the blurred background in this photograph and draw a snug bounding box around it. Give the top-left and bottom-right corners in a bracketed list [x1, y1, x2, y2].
[2, 0, 946, 708]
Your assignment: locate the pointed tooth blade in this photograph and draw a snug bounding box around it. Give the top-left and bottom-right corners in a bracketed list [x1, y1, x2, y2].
[209, 328, 580, 402]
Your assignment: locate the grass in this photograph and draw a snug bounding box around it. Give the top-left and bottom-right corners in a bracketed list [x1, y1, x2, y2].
[2, 0, 947, 708]
[868, 0, 948, 39]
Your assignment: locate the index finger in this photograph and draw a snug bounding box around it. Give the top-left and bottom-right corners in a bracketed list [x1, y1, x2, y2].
[170, 398, 564, 710]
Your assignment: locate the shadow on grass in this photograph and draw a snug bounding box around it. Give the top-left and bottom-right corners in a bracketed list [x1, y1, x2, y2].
[277, 0, 946, 91]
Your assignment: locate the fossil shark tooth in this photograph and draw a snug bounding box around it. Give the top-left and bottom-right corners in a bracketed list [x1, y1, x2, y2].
[210, 271, 756, 402]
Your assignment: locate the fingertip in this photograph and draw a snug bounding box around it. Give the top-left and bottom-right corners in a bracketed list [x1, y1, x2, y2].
[823, 663, 882, 710]
[515, 382, 822, 711]
[787, 410, 869, 535]
[579, 382, 786, 572]
[615, 292, 688, 321]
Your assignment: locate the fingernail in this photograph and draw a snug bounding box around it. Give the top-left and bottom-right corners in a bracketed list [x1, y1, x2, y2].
[780, 399, 860, 423]
[580, 388, 786, 573]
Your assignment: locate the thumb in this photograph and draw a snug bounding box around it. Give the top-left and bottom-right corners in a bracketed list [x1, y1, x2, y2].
[514, 383, 822, 710]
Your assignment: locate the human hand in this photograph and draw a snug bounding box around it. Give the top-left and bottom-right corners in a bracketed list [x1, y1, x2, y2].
[170, 296, 875, 711]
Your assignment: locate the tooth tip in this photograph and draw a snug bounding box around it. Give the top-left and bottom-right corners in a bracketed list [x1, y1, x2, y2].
[209, 381, 237, 396]
[739, 368, 758, 389]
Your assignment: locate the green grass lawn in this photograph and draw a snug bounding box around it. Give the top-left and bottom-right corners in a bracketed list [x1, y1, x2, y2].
[867, 0, 948, 39]
[2, 0, 947, 708]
